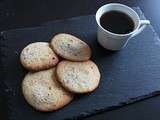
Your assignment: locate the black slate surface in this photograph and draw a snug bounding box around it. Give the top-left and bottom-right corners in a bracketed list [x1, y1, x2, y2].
[1, 7, 160, 120]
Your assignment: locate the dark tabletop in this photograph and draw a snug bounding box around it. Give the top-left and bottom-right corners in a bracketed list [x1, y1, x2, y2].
[0, 0, 160, 120]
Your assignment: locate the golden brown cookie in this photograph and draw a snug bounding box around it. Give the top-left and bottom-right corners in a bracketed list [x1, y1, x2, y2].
[20, 42, 59, 71]
[50, 33, 91, 61]
[22, 68, 73, 112]
[56, 60, 100, 93]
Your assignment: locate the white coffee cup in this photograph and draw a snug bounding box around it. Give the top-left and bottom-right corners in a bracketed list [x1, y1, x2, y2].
[96, 3, 150, 50]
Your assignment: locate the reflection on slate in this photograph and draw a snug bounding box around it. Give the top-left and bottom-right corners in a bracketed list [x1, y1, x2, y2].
[1, 7, 160, 120]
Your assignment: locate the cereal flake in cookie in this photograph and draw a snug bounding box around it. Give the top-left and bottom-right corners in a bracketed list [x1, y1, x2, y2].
[22, 68, 73, 112]
[50, 33, 91, 61]
[56, 60, 100, 93]
[20, 42, 59, 71]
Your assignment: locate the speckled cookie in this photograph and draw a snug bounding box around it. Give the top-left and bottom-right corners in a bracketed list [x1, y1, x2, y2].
[22, 68, 73, 112]
[56, 60, 100, 93]
[50, 33, 91, 61]
[20, 42, 59, 71]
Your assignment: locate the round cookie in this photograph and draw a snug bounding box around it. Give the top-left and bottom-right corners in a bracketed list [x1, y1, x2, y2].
[20, 42, 59, 71]
[22, 68, 73, 112]
[50, 33, 91, 61]
[56, 60, 100, 93]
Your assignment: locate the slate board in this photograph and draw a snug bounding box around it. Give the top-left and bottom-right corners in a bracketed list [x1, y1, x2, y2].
[1, 7, 160, 120]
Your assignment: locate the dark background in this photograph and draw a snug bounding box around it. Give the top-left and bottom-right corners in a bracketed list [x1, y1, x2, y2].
[0, 0, 160, 120]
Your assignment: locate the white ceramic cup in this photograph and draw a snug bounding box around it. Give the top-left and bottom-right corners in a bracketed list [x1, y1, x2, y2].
[96, 3, 150, 50]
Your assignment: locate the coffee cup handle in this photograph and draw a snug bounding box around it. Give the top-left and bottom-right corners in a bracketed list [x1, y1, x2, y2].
[130, 20, 150, 38]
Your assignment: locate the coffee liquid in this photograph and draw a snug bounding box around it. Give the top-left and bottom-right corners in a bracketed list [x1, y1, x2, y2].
[100, 11, 135, 34]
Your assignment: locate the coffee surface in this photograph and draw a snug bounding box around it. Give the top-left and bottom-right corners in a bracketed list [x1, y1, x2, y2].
[100, 11, 135, 34]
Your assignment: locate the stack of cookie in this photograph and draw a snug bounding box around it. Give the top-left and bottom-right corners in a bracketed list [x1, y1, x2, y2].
[20, 33, 101, 112]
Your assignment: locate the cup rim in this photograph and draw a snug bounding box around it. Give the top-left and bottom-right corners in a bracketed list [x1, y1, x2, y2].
[96, 3, 140, 37]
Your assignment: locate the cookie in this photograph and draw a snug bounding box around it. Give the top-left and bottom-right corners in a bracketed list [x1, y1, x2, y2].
[22, 68, 73, 112]
[50, 33, 91, 61]
[56, 60, 100, 93]
[20, 42, 59, 71]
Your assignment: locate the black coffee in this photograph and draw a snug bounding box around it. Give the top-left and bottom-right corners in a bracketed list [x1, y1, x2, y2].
[100, 11, 135, 34]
